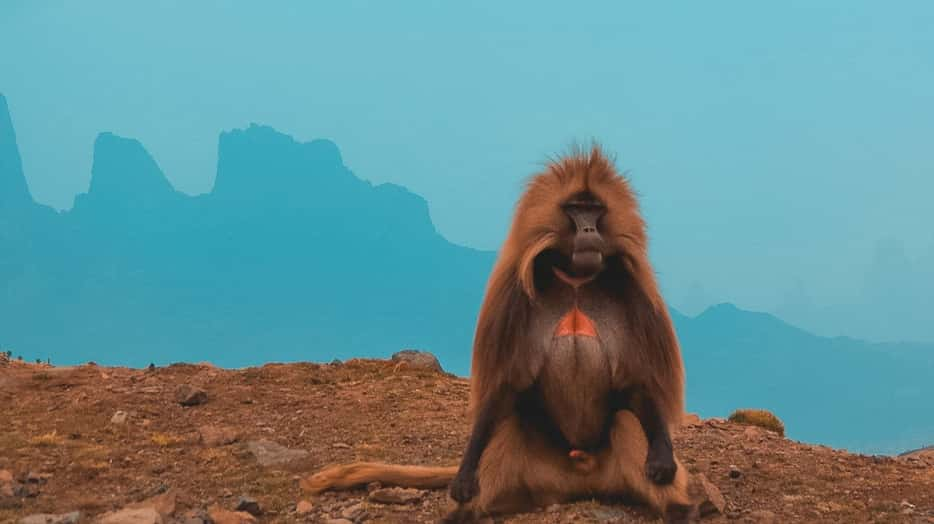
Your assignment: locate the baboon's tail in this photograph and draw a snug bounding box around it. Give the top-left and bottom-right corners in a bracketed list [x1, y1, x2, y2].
[300, 462, 458, 494]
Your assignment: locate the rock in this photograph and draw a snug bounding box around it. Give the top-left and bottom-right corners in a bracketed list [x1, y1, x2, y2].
[296, 500, 314, 514]
[332, 442, 351, 449]
[126, 489, 177, 519]
[325, 520, 353, 524]
[746, 509, 777, 523]
[17, 512, 81, 524]
[681, 413, 702, 426]
[368, 487, 426, 505]
[390, 349, 443, 373]
[207, 508, 257, 524]
[198, 425, 240, 447]
[0, 469, 13, 497]
[235, 496, 261, 516]
[245, 439, 309, 467]
[97, 507, 163, 524]
[729, 465, 743, 479]
[175, 384, 208, 406]
[692, 473, 726, 517]
[111, 410, 129, 424]
[177, 509, 210, 524]
[341, 502, 367, 520]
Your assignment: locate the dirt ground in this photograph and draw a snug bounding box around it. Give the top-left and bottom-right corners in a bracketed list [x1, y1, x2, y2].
[1, 357, 932, 523]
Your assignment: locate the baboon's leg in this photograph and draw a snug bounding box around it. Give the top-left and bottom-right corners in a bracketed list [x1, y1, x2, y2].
[443, 414, 573, 522]
[595, 410, 695, 524]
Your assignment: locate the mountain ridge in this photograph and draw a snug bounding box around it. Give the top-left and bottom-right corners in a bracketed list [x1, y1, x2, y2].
[0, 95, 931, 455]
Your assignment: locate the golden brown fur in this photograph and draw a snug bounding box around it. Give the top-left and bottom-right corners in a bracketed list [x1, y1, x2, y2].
[300, 145, 692, 522]
[470, 145, 684, 429]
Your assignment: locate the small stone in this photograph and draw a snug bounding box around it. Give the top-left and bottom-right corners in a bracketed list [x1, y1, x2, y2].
[296, 500, 314, 514]
[341, 502, 367, 520]
[0, 469, 14, 497]
[681, 413, 702, 426]
[332, 442, 351, 449]
[14, 482, 40, 498]
[325, 520, 353, 524]
[175, 384, 208, 406]
[208, 508, 257, 524]
[390, 349, 443, 373]
[235, 497, 262, 516]
[17, 512, 81, 524]
[729, 465, 742, 479]
[245, 439, 309, 467]
[368, 487, 426, 504]
[111, 410, 129, 424]
[692, 473, 725, 517]
[127, 489, 177, 519]
[747, 509, 776, 523]
[199, 425, 240, 447]
[97, 507, 163, 524]
[365, 482, 382, 492]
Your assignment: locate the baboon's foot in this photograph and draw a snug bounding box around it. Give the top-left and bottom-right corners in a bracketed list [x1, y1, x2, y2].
[663, 502, 697, 524]
[645, 445, 677, 485]
[439, 506, 493, 524]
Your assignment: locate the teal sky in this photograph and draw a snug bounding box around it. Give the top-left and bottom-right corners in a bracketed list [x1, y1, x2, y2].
[2, 1, 933, 320]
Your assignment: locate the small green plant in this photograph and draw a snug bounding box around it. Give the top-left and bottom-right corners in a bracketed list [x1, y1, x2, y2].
[728, 408, 785, 436]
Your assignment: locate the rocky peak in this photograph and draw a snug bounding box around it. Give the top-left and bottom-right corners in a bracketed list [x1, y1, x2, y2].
[0, 94, 34, 211]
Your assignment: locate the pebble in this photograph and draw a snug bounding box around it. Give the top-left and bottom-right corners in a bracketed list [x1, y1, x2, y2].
[693, 473, 726, 516]
[199, 425, 240, 447]
[341, 502, 367, 520]
[17, 512, 81, 524]
[746, 509, 777, 523]
[174, 384, 208, 406]
[368, 487, 426, 504]
[295, 500, 314, 514]
[97, 507, 163, 524]
[111, 410, 129, 424]
[244, 439, 309, 467]
[235, 496, 262, 516]
[208, 508, 257, 524]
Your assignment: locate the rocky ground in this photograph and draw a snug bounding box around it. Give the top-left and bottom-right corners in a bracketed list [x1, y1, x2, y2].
[1, 354, 932, 524]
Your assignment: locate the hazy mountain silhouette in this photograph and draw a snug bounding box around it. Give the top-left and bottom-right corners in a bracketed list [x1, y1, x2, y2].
[675, 303, 934, 455]
[1, 94, 931, 454]
[774, 237, 934, 344]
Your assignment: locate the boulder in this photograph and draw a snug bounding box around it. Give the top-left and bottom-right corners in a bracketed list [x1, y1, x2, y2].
[390, 350, 443, 373]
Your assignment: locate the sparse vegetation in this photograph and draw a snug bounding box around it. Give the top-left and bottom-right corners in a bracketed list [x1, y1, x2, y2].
[728, 408, 786, 436]
[150, 432, 184, 447]
[29, 430, 64, 447]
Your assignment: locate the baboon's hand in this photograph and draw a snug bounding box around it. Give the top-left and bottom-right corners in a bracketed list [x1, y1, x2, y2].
[449, 469, 480, 503]
[646, 445, 677, 485]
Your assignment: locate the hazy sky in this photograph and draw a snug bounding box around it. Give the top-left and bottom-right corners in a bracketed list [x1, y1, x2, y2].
[2, 1, 933, 314]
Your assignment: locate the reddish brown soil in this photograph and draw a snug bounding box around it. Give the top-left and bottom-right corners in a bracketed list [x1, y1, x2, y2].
[1, 359, 932, 523]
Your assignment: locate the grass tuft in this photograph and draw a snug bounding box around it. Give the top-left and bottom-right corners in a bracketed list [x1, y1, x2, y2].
[728, 408, 785, 436]
[151, 432, 184, 447]
[29, 430, 64, 447]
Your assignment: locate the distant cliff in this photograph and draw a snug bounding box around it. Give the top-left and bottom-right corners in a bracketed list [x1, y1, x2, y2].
[0, 94, 931, 455]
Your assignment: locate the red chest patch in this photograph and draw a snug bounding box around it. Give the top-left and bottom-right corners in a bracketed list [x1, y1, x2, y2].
[552, 267, 598, 338]
[555, 307, 598, 338]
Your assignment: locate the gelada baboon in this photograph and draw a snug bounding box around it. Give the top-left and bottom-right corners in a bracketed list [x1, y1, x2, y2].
[302, 146, 693, 523]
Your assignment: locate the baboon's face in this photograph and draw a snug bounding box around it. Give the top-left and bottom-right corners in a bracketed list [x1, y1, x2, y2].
[553, 191, 609, 279]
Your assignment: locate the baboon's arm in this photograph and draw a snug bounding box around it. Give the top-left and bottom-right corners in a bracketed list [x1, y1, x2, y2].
[449, 387, 510, 502]
[610, 387, 677, 485]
